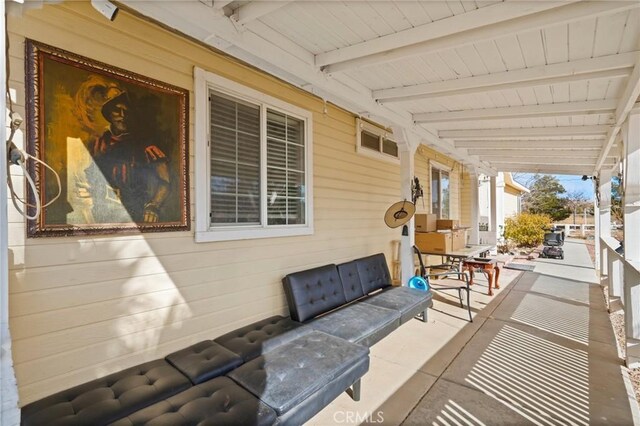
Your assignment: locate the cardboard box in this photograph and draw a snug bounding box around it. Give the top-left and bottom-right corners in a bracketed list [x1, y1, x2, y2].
[415, 231, 453, 254]
[415, 213, 437, 232]
[452, 229, 467, 250]
[436, 219, 459, 230]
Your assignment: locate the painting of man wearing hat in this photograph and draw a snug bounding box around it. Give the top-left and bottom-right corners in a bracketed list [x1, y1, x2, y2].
[26, 41, 189, 236]
[84, 85, 171, 223]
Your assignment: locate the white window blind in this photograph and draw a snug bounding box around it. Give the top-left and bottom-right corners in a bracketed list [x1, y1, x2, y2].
[209, 92, 261, 226]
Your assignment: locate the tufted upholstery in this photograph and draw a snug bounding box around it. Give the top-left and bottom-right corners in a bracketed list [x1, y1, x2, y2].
[21, 360, 191, 426]
[110, 377, 277, 426]
[282, 265, 347, 322]
[308, 302, 400, 346]
[214, 315, 311, 362]
[165, 340, 243, 385]
[337, 261, 365, 302]
[355, 253, 393, 294]
[227, 330, 369, 416]
[362, 286, 432, 324]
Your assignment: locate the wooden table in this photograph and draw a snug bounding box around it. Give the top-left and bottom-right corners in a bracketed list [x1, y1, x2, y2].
[463, 258, 500, 296]
[419, 244, 494, 273]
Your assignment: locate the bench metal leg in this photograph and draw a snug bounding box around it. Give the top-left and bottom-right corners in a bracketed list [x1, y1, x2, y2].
[351, 379, 361, 401]
[420, 309, 428, 322]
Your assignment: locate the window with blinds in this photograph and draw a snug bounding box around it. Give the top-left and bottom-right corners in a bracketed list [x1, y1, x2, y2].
[202, 82, 311, 240]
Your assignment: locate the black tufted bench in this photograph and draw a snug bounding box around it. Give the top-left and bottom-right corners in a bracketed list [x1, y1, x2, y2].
[282, 253, 432, 347]
[20, 359, 191, 426]
[214, 315, 311, 362]
[228, 330, 369, 426]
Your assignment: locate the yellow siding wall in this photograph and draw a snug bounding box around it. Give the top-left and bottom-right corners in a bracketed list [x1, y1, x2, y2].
[7, 2, 464, 404]
[414, 146, 461, 220]
[460, 171, 473, 227]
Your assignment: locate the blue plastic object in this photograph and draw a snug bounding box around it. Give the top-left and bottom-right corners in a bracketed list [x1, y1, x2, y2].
[408, 275, 429, 291]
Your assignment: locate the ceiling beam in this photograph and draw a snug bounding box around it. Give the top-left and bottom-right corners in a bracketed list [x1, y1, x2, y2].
[414, 100, 617, 124]
[478, 156, 614, 166]
[469, 149, 601, 158]
[440, 126, 609, 140]
[375, 53, 637, 103]
[595, 57, 640, 172]
[232, 1, 294, 26]
[214, 0, 233, 9]
[315, 1, 570, 69]
[119, 1, 495, 174]
[322, 1, 640, 74]
[454, 140, 606, 150]
[489, 163, 599, 175]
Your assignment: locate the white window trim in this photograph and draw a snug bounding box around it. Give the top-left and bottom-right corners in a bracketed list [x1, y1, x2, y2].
[429, 161, 451, 218]
[194, 67, 314, 243]
[355, 118, 400, 164]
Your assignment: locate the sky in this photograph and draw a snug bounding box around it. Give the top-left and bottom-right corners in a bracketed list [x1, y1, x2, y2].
[512, 173, 596, 199]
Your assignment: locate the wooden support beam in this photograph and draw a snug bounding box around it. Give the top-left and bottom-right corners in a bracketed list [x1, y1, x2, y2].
[479, 156, 604, 166]
[375, 53, 637, 103]
[454, 139, 606, 150]
[414, 100, 617, 124]
[440, 126, 609, 140]
[322, 1, 640, 74]
[232, 1, 294, 26]
[470, 149, 601, 158]
[316, 1, 569, 68]
[489, 163, 596, 175]
[596, 58, 640, 172]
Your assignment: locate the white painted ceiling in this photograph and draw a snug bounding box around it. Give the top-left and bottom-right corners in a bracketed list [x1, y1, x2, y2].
[122, 0, 640, 176]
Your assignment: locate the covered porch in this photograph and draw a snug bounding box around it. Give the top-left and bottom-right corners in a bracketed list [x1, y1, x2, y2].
[311, 238, 638, 424]
[1, 1, 640, 424]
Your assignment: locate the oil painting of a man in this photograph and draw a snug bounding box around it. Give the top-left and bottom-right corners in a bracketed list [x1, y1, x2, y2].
[26, 41, 188, 236]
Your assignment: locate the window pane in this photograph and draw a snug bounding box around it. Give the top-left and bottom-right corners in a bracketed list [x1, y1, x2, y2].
[431, 168, 440, 218]
[267, 109, 306, 226]
[382, 138, 398, 157]
[361, 131, 379, 151]
[210, 91, 260, 225]
[441, 171, 450, 219]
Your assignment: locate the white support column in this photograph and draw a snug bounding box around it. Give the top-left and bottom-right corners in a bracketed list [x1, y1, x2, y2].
[623, 109, 640, 368]
[1, 0, 20, 422]
[489, 176, 497, 246]
[594, 197, 601, 273]
[495, 172, 505, 244]
[469, 172, 480, 245]
[599, 169, 612, 279]
[393, 126, 419, 287]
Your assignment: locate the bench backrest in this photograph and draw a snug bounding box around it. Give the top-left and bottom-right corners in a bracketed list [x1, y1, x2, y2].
[355, 253, 392, 294]
[337, 261, 365, 302]
[282, 264, 347, 322]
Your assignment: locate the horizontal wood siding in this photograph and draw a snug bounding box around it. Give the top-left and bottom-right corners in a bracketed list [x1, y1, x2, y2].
[7, 2, 466, 404]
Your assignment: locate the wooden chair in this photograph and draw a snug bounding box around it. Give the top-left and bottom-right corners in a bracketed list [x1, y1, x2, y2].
[413, 246, 473, 322]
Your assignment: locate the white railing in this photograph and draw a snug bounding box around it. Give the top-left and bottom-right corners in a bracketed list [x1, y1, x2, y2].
[552, 223, 596, 236]
[601, 235, 640, 368]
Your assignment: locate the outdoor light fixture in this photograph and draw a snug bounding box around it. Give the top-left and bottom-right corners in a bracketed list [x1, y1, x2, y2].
[91, 0, 119, 21]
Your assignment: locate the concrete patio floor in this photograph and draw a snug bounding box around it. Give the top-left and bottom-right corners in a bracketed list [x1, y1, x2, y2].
[308, 239, 640, 425]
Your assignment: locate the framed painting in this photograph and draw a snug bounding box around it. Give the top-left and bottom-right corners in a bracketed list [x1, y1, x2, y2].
[25, 40, 189, 237]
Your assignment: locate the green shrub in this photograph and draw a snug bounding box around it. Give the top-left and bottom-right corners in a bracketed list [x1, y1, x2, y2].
[504, 213, 552, 248]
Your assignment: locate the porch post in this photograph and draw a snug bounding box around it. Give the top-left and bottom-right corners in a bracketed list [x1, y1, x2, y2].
[489, 176, 497, 246]
[594, 197, 600, 274]
[599, 169, 611, 281]
[1, 0, 20, 421]
[623, 108, 640, 368]
[468, 172, 480, 245]
[393, 127, 418, 287]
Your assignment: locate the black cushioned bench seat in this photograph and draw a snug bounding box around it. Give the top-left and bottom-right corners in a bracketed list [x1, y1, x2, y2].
[110, 377, 277, 426]
[228, 330, 369, 426]
[308, 302, 400, 346]
[214, 315, 311, 362]
[362, 286, 433, 324]
[21, 359, 191, 426]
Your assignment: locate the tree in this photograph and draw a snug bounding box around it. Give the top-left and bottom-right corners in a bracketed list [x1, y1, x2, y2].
[521, 174, 571, 221]
[611, 175, 623, 224]
[564, 190, 588, 225]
